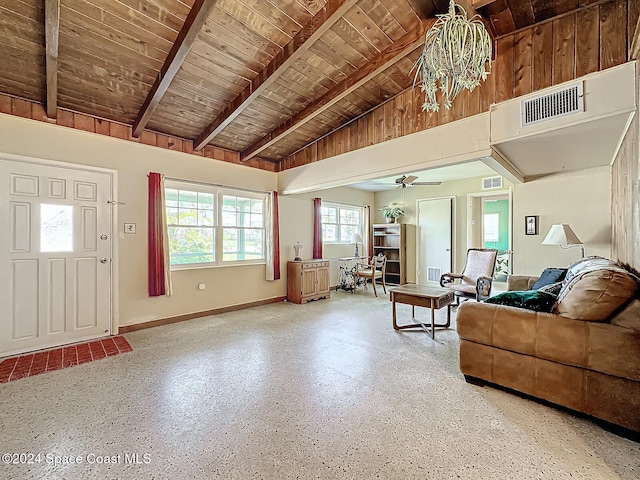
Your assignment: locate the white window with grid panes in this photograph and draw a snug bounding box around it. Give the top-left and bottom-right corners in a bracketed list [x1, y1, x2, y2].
[321, 203, 363, 243]
[221, 193, 264, 262]
[165, 181, 265, 269]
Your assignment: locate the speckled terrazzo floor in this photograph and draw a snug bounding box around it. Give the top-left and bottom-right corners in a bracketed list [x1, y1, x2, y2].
[1, 292, 638, 479]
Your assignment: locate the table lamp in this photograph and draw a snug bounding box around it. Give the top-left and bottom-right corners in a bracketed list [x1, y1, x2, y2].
[541, 224, 584, 258]
[352, 233, 363, 257]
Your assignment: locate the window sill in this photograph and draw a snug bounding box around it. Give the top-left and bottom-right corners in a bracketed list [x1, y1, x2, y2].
[171, 261, 266, 272]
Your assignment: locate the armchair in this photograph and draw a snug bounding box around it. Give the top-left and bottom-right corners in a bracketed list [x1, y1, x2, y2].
[440, 248, 498, 303]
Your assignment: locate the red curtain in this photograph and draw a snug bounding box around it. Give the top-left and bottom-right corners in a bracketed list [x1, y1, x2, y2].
[148, 172, 167, 296]
[313, 197, 322, 259]
[272, 191, 281, 280]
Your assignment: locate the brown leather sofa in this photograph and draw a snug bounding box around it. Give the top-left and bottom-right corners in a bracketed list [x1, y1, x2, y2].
[456, 258, 640, 432]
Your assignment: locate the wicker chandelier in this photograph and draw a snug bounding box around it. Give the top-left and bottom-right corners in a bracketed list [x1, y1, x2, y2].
[413, 0, 492, 112]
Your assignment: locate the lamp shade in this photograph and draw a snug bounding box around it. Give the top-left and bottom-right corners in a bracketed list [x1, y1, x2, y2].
[541, 224, 583, 246]
[352, 233, 363, 243]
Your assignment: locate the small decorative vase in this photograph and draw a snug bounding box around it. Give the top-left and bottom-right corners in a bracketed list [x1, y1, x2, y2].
[293, 242, 303, 261]
[385, 217, 394, 224]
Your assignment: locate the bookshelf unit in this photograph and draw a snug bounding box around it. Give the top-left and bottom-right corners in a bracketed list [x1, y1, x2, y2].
[372, 223, 406, 286]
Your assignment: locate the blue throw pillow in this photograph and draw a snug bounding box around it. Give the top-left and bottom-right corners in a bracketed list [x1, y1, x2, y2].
[485, 290, 557, 312]
[531, 268, 568, 290]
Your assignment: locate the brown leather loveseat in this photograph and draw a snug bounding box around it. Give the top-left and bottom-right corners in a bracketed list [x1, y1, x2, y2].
[456, 257, 640, 432]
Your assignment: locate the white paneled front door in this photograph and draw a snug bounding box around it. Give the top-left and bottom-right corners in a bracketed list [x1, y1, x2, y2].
[0, 159, 113, 356]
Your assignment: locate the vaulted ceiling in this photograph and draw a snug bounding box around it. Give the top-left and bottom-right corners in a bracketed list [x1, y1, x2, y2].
[0, 0, 608, 166]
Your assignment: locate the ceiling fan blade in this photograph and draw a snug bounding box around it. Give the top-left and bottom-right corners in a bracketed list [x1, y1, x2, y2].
[394, 175, 406, 184]
[404, 175, 418, 184]
[411, 181, 442, 186]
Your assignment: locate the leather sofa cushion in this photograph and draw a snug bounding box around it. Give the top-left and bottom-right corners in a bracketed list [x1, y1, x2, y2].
[457, 301, 640, 382]
[553, 268, 638, 321]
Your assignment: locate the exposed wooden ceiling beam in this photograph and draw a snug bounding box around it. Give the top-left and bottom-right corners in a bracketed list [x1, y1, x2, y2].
[45, 0, 60, 119]
[193, 0, 359, 151]
[472, 0, 499, 9]
[132, 0, 218, 138]
[240, 19, 436, 163]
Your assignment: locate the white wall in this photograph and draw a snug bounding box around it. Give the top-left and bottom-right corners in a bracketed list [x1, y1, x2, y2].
[512, 166, 612, 275]
[373, 166, 612, 280]
[281, 187, 375, 287]
[0, 113, 614, 328]
[278, 114, 492, 194]
[0, 114, 286, 327]
[374, 176, 513, 280]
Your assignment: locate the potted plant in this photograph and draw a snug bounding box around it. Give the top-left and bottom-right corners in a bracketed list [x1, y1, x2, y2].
[378, 204, 405, 223]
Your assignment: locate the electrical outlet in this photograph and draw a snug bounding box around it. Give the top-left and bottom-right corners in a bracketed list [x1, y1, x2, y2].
[198, 283, 206, 291]
[124, 223, 136, 234]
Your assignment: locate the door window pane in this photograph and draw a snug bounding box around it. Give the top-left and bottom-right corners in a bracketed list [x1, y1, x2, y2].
[40, 204, 74, 252]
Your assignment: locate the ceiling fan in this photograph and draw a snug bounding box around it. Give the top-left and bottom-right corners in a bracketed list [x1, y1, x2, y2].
[394, 175, 441, 189]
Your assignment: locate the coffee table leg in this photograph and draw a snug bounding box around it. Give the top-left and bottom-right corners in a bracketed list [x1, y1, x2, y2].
[392, 294, 399, 330]
[430, 299, 435, 339]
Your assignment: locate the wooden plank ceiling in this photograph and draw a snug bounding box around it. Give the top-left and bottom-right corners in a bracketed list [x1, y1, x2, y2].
[0, 0, 612, 167]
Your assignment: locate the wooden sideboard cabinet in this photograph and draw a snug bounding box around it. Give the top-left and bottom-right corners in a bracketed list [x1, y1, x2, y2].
[287, 260, 330, 304]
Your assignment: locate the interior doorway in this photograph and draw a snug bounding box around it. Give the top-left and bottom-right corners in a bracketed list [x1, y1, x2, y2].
[467, 189, 512, 281]
[416, 197, 454, 285]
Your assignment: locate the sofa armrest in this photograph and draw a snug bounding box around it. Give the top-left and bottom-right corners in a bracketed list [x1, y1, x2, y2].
[507, 275, 539, 291]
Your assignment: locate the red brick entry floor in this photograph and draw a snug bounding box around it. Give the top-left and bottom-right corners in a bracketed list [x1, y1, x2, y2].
[0, 336, 133, 383]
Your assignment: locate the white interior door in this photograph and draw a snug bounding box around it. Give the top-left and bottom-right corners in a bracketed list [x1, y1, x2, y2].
[416, 197, 453, 285]
[0, 159, 112, 356]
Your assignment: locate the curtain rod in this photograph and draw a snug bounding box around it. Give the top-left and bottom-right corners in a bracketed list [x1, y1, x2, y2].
[323, 200, 370, 209]
[152, 174, 271, 195]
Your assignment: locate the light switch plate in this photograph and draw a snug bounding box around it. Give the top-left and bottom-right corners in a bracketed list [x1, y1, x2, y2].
[124, 223, 136, 234]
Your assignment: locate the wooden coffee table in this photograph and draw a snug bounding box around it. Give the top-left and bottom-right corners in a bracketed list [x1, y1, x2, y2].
[389, 284, 455, 339]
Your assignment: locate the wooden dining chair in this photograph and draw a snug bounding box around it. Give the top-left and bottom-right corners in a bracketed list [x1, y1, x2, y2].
[353, 254, 387, 297]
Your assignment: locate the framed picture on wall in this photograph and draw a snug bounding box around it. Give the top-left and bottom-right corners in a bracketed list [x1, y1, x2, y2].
[525, 215, 538, 235]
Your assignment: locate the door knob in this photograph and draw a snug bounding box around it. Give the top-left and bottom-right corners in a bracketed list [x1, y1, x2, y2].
[100, 258, 108, 264]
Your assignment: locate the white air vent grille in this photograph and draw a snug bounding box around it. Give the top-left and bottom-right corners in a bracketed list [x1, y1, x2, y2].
[482, 176, 502, 190]
[522, 82, 584, 126]
[427, 266, 441, 283]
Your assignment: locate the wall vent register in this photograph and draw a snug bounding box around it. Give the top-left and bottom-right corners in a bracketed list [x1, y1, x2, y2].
[482, 176, 502, 190]
[427, 266, 442, 283]
[521, 82, 584, 126]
